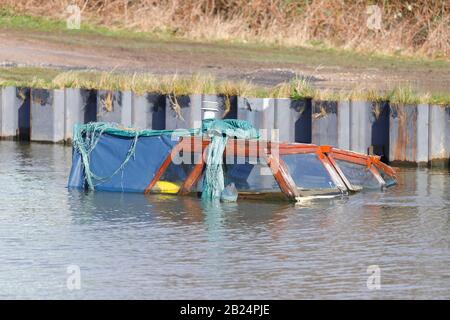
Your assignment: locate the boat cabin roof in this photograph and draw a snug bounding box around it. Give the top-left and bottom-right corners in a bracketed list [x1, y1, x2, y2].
[145, 136, 397, 200]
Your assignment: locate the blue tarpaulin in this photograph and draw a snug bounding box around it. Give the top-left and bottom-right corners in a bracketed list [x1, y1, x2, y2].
[68, 133, 178, 192]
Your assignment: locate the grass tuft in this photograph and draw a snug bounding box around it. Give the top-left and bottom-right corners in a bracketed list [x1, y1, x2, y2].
[388, 86, 421, 105]
[428, 92, 450, 106]
[289, 78, 316, 100]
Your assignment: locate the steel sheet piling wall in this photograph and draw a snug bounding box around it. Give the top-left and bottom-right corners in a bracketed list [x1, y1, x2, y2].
[416, 104, 429, 164]
[65, 88, 97, 142]
[293, 99, 312, 143]
[350, 101, 371, 154]
[17, 87, 31, 141]
[311, 100, 338, 146]
[429, 105, 450, 167]
[389, 104, 417, 164]
[165, 94, 202, 130]
[274, 98, 312, 143]
[389, 103, 429, 165]
[132, 93, 166, 130]
[65, 88, 83, 142]
[221, 95, 238, 120]
[30, 89, 65, 143]
[97, 90, 132, 127]
[240, 97, 312, 143]
[349, 101, 389, 159]
[1, 85, 450, 166]
[238, 97, 275, 139]
[337, 101, 350, 150]
[274, 98, 291, 142]
[370, 101, 390, 161]
[0, 86, 18, 139]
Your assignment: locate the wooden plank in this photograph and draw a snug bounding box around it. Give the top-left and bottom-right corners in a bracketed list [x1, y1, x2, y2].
[326, 154, 357, 192]
[316, 150, 347, 192]
[330, 150, 371, 166]
[178, 145, 208, 195]
[144, 139, 184, 194]
[144, 152, 174, 194]
[374, 160, 397, 177]
[369, 165, 386, 187]
[265, 154, 298, 199]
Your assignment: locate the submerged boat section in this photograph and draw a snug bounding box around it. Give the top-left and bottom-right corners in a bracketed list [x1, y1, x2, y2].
[68, 121, 397, 202]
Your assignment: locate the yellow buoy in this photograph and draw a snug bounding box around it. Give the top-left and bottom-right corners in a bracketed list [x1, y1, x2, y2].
[154, 181, 180, 194]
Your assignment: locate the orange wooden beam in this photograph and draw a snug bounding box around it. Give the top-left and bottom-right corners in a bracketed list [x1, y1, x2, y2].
[144, 140, 184, 194]
[178, 144, 209, 195]
[265, 154, 299, 199]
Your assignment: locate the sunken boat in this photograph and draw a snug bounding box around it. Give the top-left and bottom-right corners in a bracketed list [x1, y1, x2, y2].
[68, 119, 397, 202]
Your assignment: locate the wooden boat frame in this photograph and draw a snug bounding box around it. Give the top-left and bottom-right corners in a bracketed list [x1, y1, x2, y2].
[144, 136, 397, 201]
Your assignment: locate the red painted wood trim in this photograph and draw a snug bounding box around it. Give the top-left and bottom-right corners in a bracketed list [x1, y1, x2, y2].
[374, 160, 397, 178]
[316, 151, 347, 192]
[265, 154, 298, 199]
[144, 139, 184, 194]
[326, 154, 357, 191]
[369, 165, 386, 187]
[178, 146, 208, 195]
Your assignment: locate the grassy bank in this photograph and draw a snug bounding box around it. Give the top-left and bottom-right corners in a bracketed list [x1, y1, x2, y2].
[1, 67, 449, 105]
[2, 1, 448, 59]
[0, 9, 449, 74]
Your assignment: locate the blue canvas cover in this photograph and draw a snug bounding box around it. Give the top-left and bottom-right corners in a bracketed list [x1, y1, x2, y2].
[68, 133, 178, 192]
[68, 149, 85, 188]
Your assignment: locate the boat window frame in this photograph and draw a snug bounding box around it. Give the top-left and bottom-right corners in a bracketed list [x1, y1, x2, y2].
[327, 149, 389, 190]
[144, 136, 208, 195]
[145, 136, 397, 198]
[276, 144, 348, 196]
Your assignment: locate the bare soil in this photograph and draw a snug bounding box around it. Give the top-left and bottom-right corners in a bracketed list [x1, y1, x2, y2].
[1, 29, 449, 93]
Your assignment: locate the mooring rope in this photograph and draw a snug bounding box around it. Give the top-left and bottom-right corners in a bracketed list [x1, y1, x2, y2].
[201, 119, 260, 200]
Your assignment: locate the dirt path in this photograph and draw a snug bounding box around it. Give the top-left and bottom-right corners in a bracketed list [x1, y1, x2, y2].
[1, 29, 449, 93]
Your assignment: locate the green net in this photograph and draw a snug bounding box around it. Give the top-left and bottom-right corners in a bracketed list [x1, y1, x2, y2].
[201, 119, 260, 200]
[72, 119, 259, 201]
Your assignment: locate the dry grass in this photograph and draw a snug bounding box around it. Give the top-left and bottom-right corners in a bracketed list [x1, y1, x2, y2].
[100, 91, 114, 112]
[349, 88, 389, 102]
[271, 77, 317, 99]
[429, 92, 450, 106]
[290, 77, 317, 100]
[1, 67, 450, 105]
[1, 0, 449, 58]
[388, 85, 421, 105]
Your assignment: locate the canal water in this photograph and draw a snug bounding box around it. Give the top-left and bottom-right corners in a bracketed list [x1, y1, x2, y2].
[0, 140, 449, 299]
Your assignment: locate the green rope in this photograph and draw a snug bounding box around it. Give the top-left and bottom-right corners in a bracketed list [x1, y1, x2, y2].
[201, 119, 259, 200]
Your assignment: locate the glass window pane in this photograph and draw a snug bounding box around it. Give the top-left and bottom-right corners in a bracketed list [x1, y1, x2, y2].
[334, 159, 381, 189]
[378, 169, 396, 187]
[281, 153, 337, 190]
[196, 157, 280, 193]
[225, 157, 280, 192]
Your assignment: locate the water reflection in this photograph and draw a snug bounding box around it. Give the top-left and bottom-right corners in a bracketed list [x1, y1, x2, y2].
[68, 189, 296, 231]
